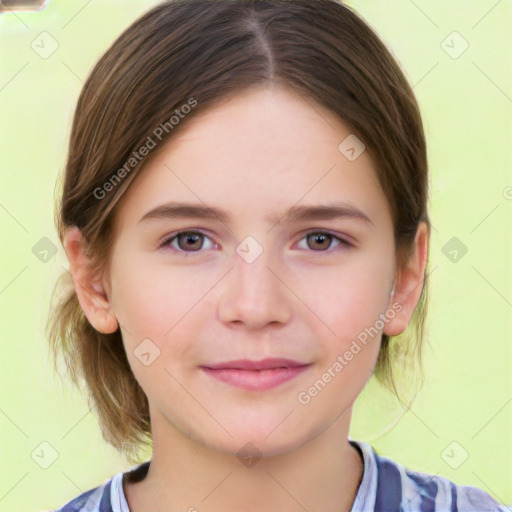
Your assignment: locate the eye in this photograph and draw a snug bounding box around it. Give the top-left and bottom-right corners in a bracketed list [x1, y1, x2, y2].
[159, 231, 215, 254]
[159, 230, 352, 256]
[296, 231, 352, 252]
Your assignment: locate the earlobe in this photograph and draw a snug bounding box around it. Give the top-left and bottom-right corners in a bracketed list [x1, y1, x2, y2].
[384, 222, 429, 337]
[63, 226, 119, 334]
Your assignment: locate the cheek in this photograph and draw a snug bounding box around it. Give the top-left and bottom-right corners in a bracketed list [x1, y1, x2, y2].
[295, 264, 391, 409]
[112, 265, 202, 397]
[110, 257, 217, 357]
[294, 257, 393, 340]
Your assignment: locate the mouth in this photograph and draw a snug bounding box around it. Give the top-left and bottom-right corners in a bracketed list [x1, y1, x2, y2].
[200, 358, 312, 391]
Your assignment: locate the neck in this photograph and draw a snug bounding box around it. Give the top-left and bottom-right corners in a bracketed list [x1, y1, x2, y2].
[124, 408, 364, 512]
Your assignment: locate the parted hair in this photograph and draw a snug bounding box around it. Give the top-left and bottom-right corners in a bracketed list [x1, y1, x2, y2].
[47, 0, 430, 463]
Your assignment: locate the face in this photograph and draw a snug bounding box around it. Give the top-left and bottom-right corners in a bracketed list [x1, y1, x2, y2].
[106, 85, 398, 456]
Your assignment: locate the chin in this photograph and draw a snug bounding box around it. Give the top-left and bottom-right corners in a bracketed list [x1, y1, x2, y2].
[215, 434, 307, 461]
[194, 418, 316, 461]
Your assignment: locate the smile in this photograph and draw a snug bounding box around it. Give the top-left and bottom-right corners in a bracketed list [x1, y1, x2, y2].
[200, 358, 312, 391]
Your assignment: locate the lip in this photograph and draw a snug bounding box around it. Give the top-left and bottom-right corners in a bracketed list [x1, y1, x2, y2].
[200, 358, 312, 391]
[203, 358, 308, 370]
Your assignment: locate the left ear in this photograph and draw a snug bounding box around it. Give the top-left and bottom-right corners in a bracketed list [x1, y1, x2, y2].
[384, 221, 429, 337]
[63, 226, 119, 335]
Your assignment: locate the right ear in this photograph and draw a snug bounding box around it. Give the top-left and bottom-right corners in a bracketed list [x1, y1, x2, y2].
[62, 226, 119, 334]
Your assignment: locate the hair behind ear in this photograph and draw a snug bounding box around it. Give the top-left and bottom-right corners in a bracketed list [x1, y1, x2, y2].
[46, 272, 152, 463]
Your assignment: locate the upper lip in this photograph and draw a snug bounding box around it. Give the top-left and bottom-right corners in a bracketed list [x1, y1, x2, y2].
[202, 358, 310, 371]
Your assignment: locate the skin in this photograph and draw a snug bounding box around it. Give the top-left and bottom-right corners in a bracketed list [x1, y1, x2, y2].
[64, 85, 428, 512]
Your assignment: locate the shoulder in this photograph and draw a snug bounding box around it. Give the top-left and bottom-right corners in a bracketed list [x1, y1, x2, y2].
[53, 478, 115, 512]
[372, 448, 508, 512]
[53, 460, 149, 512]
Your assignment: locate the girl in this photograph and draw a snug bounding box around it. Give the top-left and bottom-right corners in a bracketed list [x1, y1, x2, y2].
[47, 0, 508, 510]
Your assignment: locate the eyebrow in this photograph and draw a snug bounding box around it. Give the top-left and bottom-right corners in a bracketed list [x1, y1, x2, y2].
[138, 201, 373, 226]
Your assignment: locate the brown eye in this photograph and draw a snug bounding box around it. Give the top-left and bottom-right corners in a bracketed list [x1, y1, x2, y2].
[160, 231, 215, 254]
[296, 231, 351, 254]
[176, 232, 204, 251]
[306, 232, 334, 251]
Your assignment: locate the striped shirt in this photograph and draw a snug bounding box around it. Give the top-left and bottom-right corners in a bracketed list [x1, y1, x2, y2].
[55, 439, 508, 511]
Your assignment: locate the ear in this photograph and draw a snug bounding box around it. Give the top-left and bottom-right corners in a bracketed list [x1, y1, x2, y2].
[384, 221, 429, 337]
[62, 226, 119, 334]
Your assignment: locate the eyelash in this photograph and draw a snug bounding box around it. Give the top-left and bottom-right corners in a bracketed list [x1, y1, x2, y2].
[158, 230, 353, 256]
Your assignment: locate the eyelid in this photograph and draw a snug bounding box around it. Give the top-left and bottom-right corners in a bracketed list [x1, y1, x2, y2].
[158, 229, 217, 252]
[293, 230, 354, 253]
[158, 228, 354, 255]
[295, 228, 355, 246]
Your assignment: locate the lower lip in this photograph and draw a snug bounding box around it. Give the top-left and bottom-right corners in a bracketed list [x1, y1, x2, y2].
[201, 365, 312, 391]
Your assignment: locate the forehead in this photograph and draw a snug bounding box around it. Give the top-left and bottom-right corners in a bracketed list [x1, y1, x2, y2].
[114, 85, 390, 231]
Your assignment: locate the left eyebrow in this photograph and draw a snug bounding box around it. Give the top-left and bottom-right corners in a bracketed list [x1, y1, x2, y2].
[137, 201, 373, 226]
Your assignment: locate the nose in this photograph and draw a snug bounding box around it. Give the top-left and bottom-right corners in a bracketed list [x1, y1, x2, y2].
[216, 245, 292, 330]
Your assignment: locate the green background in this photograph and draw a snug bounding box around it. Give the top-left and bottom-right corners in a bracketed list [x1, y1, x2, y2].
[0, 0, 511, 510]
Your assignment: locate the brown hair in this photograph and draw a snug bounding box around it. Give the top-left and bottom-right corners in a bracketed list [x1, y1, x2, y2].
[47, 0, 430, 463]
